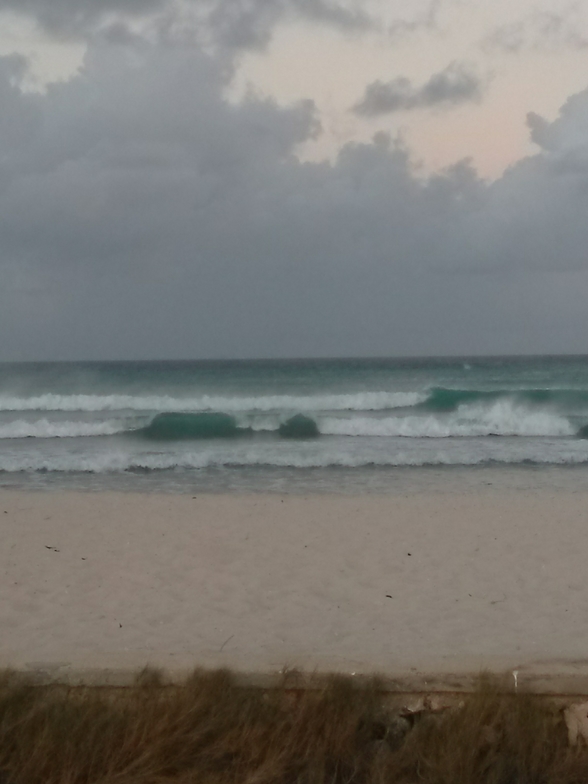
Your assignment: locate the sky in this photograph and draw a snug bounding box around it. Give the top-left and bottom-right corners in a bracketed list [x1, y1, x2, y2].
[1, 0, 588, 360]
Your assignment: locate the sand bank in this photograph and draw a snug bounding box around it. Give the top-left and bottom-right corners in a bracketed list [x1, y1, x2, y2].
[2, 488, 588, 687]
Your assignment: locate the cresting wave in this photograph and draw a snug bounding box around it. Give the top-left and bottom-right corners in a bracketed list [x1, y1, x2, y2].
[139, 412, 319, 440]
[0, 419, 129, 439]
[3, 386, 588, 415]
[139, 403, 576, 440]
[422, 386, 588, 412]
[321, 402, 576, 438]
[0, 391, 425, 414]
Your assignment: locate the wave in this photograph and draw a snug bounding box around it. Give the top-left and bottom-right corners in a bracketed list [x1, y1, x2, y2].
[321, 401, 575, 438]
[0, 391, 425, 414]
[139, 412, 251, 440]
[0, 400, 580, 441]
[138, 412, 321, 440]
[3, 448, 588, 473]
[0, 419, 129, 439]
[4, 386, 588, 419]
[278, 415, 320, 439]
[422, 386, 588, 412]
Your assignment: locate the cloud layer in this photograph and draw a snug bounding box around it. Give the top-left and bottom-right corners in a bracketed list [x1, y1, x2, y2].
[205, 0, 373, 50]
[0, 0, 163, 34]
[1, 38, 588, 359]
[484, 9, 588, 53]
[354, 62, 485, 116]
[0, 0, 374, 44]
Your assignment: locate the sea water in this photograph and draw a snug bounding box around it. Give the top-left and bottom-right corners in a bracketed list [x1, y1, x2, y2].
[2, 356, 588, 492]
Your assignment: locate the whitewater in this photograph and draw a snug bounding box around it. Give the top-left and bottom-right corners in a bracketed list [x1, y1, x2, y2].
[2, 356, 588, 490]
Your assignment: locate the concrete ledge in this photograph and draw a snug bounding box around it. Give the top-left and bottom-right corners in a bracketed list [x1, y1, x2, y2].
[6, 658, 588, 696]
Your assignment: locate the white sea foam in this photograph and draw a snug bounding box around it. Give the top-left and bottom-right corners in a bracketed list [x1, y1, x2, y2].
[320, 401, 575, 438]
[0, 419, 129, 439]
[2, 441, 588, 473]
[0, 391, 425, 414]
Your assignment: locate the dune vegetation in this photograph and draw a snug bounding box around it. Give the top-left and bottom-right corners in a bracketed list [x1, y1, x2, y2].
[0, 668, 587, 784]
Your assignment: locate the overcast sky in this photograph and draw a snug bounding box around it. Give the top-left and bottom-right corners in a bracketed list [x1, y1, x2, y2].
[1, 0, 588, 360]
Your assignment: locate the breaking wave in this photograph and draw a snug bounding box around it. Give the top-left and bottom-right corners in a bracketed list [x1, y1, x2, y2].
[0, 391, 425, 414]
[321, 401, 575, 438]
[0, 419, 129, 439]
[139, 412, 250, 440]
[3, 386, 588, 420]
[3, 448, 588, 473]
[137, 413, 321, 440]
[0, 400, 580, 440]
[422, 386, 588, 412]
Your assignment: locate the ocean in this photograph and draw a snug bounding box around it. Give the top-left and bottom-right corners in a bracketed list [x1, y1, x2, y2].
[2, 356, 588, 493]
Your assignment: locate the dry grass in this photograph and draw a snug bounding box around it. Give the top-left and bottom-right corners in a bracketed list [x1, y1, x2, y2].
[0, 669, 587, 784]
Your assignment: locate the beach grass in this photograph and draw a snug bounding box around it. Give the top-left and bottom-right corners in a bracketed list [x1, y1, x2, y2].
[0, 668, 587, 784]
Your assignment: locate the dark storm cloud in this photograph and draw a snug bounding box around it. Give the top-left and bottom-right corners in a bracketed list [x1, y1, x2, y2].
[353, 62, 484, 117]
[1, 39, 588, 360]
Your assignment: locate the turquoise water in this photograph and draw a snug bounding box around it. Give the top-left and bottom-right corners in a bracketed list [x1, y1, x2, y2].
[2, 356, 588, 491]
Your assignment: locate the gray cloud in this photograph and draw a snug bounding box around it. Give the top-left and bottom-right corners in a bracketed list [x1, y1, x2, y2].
[483, 10, 588, 54]
[353, 62, 485, 117]
[1, 40, 588, 360]
[205, 0, 373, 51]
[0, 0, 163, 35]
[387, 0, 441, 40]
[526, 92, 588, 170]
[0, 0, 374, 44]
[527, 111, 554, 149]
[483, 22, 527, 54]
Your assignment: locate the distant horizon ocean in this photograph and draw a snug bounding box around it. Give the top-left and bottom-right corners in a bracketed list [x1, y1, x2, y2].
[2, 355, 588, 493]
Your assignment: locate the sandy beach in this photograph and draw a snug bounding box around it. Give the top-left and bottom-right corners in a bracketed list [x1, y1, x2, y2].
[2, 486, 588, 682]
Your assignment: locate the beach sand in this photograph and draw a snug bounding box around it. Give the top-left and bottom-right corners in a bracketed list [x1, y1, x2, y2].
[2, 487, 588, 683]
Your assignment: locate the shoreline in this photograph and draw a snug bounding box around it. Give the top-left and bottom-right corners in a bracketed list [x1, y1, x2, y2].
[3, 486, 588, 687]
[3, 462, 588, 497]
